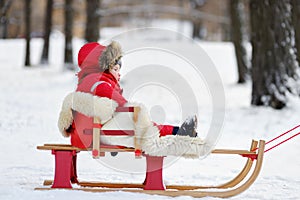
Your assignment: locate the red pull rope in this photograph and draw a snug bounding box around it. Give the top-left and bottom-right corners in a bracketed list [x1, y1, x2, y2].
[265, 124, 300, 145]
[252, 124, 300, 152]
[264, 131, 300, 153]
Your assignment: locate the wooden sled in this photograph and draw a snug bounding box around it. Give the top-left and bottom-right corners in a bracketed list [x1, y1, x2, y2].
[36, 140, 265, 198]
[36, 106, 266, 198]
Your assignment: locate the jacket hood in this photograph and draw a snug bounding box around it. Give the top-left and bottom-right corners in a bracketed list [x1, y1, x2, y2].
[99, 41, 122, 71]
[78, 42, 106, 69]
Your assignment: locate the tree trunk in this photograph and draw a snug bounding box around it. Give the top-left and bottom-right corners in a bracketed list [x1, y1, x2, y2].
[192, 20, 203, 39]
[64, 0, 74, 70]
[291, 0, 300, 65]
[0, 0, 12, 39]
[190, 0, 206, 39]
[230, 0, 249, 83]
[25, 0, 31, 67]
[85, 0, 100, 42]
[250, 0, 299, 109]
[41, 0, 53, 65]
[0, 0, 5, 38]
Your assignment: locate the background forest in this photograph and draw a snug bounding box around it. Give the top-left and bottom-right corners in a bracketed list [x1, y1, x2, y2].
[1, 0, 299, 109]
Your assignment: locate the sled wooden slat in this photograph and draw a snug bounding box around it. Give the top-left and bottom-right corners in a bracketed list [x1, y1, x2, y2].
[133, 106, 142, 158]
[36, 140, 265, 198]
[43, 180, 208, 190]
[211, 149, 256, 155]
[37, 145, 255, 155]
[43, 180, 143, 188]
[92, 117, 101, 158]
[37, 145, 135, 152]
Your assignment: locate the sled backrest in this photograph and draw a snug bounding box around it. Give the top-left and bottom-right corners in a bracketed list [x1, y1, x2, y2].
[92, 106, 142, 159]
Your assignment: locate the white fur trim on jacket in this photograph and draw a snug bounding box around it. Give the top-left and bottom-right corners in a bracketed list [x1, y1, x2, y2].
[58, 92, 118, 137]
[58, 92, 213, 158]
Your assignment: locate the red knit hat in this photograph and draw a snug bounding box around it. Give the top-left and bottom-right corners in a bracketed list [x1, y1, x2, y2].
[77, 42, 106, 69]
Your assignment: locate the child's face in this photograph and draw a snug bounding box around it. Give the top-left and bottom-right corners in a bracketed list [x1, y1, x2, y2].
[109, 64, 121, 82]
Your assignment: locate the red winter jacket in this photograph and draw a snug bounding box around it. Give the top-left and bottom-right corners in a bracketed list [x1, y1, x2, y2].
[69, 72, 174, 148]
[69, 72, 126, 148]
[78, 72, 127, 106]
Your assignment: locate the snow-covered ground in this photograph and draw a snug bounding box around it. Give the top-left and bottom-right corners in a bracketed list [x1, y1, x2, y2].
[0, 29, 300, 200]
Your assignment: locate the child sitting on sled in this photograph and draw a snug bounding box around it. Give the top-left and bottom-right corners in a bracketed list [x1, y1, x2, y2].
[58, 41, 210, 158]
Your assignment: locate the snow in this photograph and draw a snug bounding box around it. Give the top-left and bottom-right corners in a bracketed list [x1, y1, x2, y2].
[0, 28, 300, 200]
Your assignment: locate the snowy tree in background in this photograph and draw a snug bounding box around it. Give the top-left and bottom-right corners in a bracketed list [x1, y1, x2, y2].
[230, 0, 249, 83]
[190, 0, 206, 39]
[291, 0, 300, 65]
[0, 0, 12, 39]
[41, 0, 53, 65]
[250, 0, 299, 109]
[85, 0, 101, 42]
[64, 0, 74, 70]
[25, 0, 31, 67]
